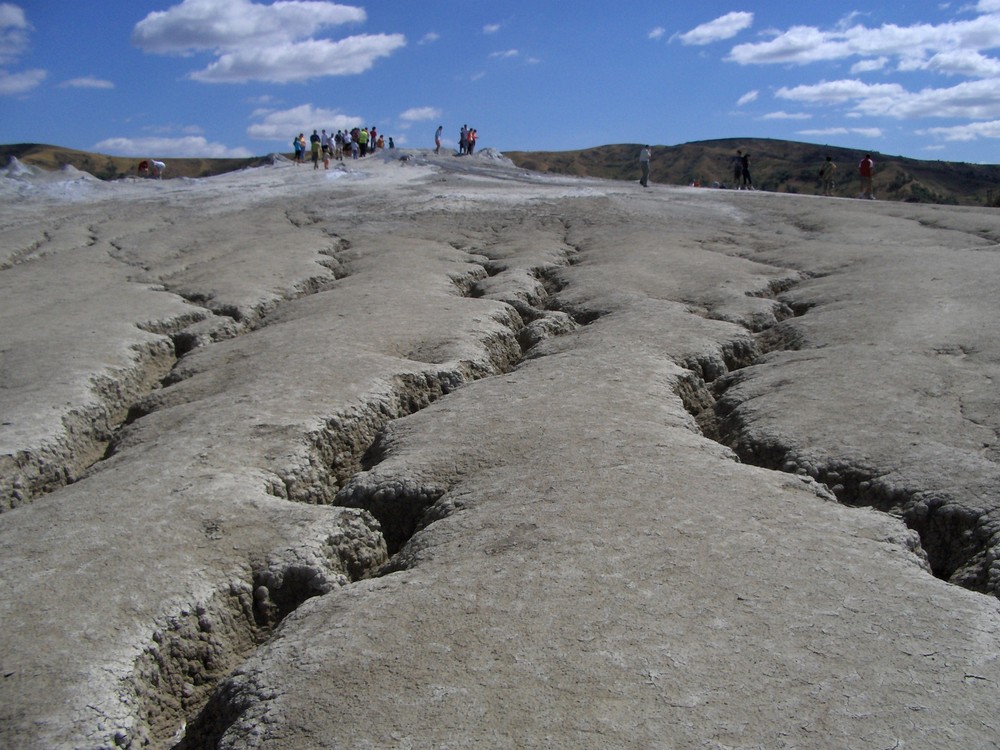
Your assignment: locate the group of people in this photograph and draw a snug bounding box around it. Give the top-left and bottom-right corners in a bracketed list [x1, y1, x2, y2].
[637, 146, 879, 199]
[294, 127, 394, 168]
[432, 124, 480, 156]
[816, 153, 876, 198]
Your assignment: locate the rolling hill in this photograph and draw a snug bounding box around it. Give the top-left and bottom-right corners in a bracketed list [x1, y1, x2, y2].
[3, 139, 1000, 207]
[505, 138, 1000, 207]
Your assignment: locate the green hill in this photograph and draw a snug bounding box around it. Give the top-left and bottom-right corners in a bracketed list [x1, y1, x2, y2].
[506, 138, 1000, 207]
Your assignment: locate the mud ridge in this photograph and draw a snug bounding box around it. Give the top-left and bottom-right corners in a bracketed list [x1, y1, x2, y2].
[169, 236, 590, 749]
[123, 507, 387, 750]
[675, 274, 1000, 597]
[0, 336, 177, 510]
[2, 240, 355, 508]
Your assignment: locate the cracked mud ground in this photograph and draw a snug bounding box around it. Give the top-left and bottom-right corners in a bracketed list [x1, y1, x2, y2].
[1, 153, 999, 750]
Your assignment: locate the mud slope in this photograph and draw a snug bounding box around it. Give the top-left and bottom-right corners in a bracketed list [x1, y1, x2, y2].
[0, 152, 998, 749]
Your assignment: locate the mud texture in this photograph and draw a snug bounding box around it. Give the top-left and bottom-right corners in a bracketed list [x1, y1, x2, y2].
[1, 152, 999, 749]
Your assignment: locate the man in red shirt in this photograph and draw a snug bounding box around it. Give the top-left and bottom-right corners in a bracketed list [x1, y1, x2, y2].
[858, 154, 875, 199]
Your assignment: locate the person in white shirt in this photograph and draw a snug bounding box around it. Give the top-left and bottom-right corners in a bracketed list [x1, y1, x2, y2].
[638, 146, 651, 188]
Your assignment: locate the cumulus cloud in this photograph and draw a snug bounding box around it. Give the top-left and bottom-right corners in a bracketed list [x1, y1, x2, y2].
[92, 135, 252, 158]
[191, 34, 406, 83]
[778, 77, 1000, 120]
[399, 107, 441, 122]
[0, 66, 43, 94]
[851, 56, 888, 73]
[247, 103, 364, 140]
[0, 2, 29, 62]
[921, 119, 1000, 140]
[0, 3, 44, 95]
[59, 76, 114, 89]
[132, 0, 404, 84]
[677, 12, 753, 46]
[727, 11, 1000, 70]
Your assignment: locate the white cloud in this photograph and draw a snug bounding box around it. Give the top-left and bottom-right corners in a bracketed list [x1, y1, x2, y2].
[677, 12, 753, 46]
[191, 34, 406, 83]
[850, 127, 884, 138]
[92, 135, 252, 158]
[132, 0, 405, 84]
[648, 27, 666, 41]
[728, 11, 1000, 69]
[132, 0, 366, 53]
[797, 126, 883, 138]
[778, 76, 1000, 120]
[776, 79, 906, 104]
[399, 107, 441, 122]
[0, 3, 45, 95]
[0, 1, 29, 64]
[489, 49, 518, 59]
[921, 119, 1000, 140]
[851, 56, 888, 73]
[483, 23, 501, 34]
[0, 66, 43, 94]
[736, 89, 759, 106]
[247, 103, 363, 140]
[418, 32, 439, 45]
[761, 110, 812, 120]
[921, 49, 1000, 76]
[59, 76, 114, 89]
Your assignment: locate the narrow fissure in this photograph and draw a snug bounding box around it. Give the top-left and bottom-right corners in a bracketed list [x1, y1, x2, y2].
[161, 231, 593, 749]
[2, 239, 355, 506]
[675, 277, 996, 596]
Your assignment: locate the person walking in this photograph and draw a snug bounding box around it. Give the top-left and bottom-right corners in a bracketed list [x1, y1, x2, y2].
[639, 145, 651, 188]
[819, 155, 837, 196]
[858, 153, 875, 199]
[435, 125, 443, 154]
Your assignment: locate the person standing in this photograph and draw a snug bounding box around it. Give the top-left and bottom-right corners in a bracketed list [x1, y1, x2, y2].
[309, 130, 321, 169]
[467, 128, 477, 154]
[858, 153, 875, 199]
[638, 145, 651, 187]
[740, 151, 754, 190]
[459, 125, 468, 155]
[435, 125, 443, 154]
[819, 155, 837, 196]
[732, 150, 743, 189]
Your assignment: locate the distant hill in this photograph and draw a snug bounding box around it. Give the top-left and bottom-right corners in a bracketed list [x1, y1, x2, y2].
[0, 143, 267, 180]
[506, 138, 1000, 207]
[4, 139, 1000, 207]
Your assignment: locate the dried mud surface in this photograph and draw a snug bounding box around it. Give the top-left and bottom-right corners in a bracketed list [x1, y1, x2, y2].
[1, 153, 999, 749]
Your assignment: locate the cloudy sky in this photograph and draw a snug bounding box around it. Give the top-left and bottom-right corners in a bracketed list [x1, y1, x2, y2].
[2, 0, 1000, 162]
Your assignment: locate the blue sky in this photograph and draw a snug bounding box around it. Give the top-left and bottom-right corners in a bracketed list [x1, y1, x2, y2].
[2, 1, 1000, 163]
